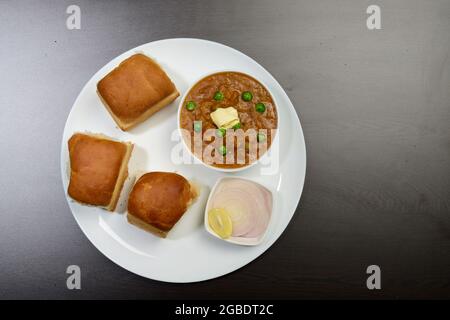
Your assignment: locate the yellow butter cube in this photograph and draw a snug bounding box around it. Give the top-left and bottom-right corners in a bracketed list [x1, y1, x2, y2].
[210, 107, 240, 129]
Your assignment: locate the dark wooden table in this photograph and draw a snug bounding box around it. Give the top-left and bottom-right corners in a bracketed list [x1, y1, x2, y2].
[0, 0, 449, 299]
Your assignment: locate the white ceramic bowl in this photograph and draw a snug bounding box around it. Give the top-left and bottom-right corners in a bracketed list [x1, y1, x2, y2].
[177, 70, 279, 173]
[204, 176, 273, 246]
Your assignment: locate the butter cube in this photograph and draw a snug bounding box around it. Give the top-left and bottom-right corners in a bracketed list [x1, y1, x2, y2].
[210, 107, 240, 129]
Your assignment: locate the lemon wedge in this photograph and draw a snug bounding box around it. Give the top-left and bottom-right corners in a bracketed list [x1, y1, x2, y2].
[208, 208, 233, 239]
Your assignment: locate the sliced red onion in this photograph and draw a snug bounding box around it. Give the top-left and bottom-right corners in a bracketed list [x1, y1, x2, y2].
[210, 179, 272, 238]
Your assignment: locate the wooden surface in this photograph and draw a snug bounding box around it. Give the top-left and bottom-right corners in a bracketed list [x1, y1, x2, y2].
[0, 0, 449, 299]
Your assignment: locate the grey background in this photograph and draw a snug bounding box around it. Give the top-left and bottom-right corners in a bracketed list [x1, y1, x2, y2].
[0, 0, 449, 299]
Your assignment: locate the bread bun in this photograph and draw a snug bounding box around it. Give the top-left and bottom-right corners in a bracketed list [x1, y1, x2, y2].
[127, 172, 196, 237]
[97, 54, 179, 131]
[68, 132, 133, 211]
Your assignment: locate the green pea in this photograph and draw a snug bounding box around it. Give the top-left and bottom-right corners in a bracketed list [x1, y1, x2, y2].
[255, 102, 266, 113]
[232, 122, 242, 130]
[216, 128, 226, 137]
[193, 121, 202, 133]
[186, 101, 196, 111]
[214, 91, 224, 101]
[241, 91, 253, 102]
[218, 145, 227, 156]
[257, 133, 266, 143]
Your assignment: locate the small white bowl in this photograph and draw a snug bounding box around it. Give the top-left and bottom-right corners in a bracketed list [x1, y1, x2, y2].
[177, 70, 279, 173]
[204, 176, 273, 246]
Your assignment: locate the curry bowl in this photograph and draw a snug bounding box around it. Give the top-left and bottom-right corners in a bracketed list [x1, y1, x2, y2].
[177, 71, 279, 173]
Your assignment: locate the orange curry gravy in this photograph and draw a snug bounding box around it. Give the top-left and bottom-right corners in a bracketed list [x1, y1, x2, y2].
[180, 72, 278, 169]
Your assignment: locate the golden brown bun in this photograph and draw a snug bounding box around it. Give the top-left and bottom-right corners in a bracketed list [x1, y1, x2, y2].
[68, 133, 133, 211]
[97, 54, 179, 131]
[127, 172, 196, 237]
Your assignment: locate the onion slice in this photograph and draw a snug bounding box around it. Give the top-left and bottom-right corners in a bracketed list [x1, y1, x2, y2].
[209, 179, 272, 238]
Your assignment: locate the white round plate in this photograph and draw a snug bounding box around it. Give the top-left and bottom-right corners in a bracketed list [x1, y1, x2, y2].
[61, 38, 306, 283]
